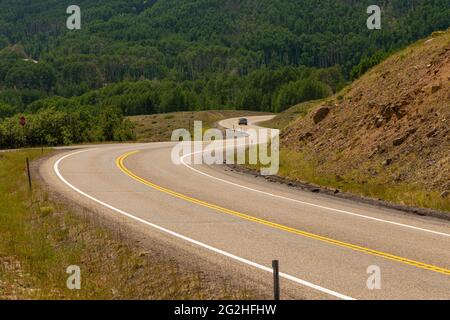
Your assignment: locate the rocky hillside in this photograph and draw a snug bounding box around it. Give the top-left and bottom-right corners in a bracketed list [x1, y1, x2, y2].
[282, 30, 450, 196]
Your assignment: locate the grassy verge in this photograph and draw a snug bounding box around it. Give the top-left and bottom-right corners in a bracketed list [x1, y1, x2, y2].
[0, 149, 258, 299]
[246, 147, 450, 213]
[129, 110, 270, 142]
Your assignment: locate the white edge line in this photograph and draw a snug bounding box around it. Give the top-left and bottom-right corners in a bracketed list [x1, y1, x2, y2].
[53, 148, 355, 301]
[180, 141, 450, 238]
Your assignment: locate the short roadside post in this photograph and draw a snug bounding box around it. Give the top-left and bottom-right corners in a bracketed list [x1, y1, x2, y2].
[19, 116, 26, 146]
[272, 260, 280, 300]
[26, 157, 32, 192]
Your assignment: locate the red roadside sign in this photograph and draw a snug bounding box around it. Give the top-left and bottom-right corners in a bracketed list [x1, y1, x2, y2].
[19, 116, 26, 127]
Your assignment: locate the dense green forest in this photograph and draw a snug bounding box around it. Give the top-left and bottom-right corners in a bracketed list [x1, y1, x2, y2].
[0, 0, 449, 147]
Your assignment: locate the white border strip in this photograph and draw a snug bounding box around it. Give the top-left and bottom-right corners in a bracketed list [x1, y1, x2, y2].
[54, 148, 355, 300]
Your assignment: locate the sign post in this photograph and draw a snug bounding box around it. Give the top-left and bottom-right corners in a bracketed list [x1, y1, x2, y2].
[19, 116, 26, 146]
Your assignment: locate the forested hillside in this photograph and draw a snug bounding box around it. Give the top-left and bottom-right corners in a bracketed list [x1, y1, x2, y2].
[0, 0, 449, 147]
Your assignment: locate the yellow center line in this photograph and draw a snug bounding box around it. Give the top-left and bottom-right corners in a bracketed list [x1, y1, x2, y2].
[116, 150, 450, 276]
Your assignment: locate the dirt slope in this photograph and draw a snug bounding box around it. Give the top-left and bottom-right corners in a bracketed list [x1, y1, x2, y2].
[282, 30, 450, 195]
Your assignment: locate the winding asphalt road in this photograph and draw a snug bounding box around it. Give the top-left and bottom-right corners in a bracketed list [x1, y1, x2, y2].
[40, 116, 450, 300]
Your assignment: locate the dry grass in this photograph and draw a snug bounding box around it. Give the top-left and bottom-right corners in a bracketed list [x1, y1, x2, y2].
[129, 110, 269, 142]
[0, 150, 259, 299]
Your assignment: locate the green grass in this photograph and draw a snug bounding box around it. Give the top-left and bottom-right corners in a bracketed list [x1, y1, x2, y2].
[0, 150, 258, 299]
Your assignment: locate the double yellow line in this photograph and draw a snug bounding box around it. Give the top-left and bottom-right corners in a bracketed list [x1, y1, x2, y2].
[117, 151, 450, 276]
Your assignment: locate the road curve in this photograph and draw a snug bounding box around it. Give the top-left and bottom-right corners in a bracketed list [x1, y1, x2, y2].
[40, 116, 450, 300]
